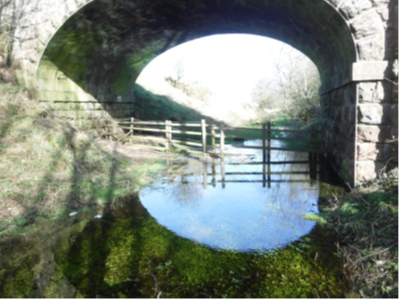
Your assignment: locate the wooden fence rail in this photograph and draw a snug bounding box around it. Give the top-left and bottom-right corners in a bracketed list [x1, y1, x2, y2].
[106, 118, 322, 159]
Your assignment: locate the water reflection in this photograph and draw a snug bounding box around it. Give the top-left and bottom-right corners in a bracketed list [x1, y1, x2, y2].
[140, 139, 324, 252]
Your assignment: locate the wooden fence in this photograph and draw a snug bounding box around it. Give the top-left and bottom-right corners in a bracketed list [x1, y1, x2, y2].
[108, 118, 322, 161]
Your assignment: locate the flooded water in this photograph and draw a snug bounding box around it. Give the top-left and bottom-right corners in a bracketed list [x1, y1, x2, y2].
[0, 139, 349, 298]
[140, 140, 322, 252]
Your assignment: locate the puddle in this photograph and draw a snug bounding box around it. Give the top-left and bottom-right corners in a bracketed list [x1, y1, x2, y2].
[140, 139, 324, 252]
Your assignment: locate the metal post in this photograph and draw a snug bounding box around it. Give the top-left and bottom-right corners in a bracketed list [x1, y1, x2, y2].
[262, 163, 266, 188]
[267, 121, 271, 163]
[211, 158, 216, 187]
[262, 123, 266, 164]
[267, 121, 271, 187]
[211, 120, 215, 154]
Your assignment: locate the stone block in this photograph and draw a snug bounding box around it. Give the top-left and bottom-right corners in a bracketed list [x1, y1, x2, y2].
[356, 161, 385, 181]
[14, 49, 40, 63]
[356, 34, 385, 61]
[37, 20, 57, 46]
[339, 0, 372, 19]
[359, 81, 391, 103]
[65, 0, 79, 16]
[358, 104, 391, 124]
[357, 124, 391, 142]
[353, 61, 388, 82]
[376, 7, 390, 21]
[350, 10, 383, 39]
[14, 26, 37, 41]
[390, 104, 398, 126]
[75, 0, 90, 7]
[357, 142, 394, 161]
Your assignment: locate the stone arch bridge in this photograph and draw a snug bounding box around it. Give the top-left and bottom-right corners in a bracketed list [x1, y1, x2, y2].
[0, 0, 397, 184]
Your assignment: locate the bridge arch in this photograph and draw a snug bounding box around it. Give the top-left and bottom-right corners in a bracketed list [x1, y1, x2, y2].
[6, 0, 398, 184]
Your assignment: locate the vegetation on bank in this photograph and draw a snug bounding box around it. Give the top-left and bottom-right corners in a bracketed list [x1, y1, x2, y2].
[0, 82, 167, 237]
[313, 173, 398, 298]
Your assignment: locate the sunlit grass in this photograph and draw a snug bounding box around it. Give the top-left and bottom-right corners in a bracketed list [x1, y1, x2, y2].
[0, 82, 167, 236]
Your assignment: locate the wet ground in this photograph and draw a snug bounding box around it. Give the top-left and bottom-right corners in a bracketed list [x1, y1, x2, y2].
[0, 139, 349, 298]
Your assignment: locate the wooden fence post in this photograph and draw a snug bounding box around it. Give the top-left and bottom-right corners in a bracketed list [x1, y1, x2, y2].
[201, 119, 207, 154]
[220, 123, 225, 156]
[211, 120, 215, 154]
[165, 120, 172, 150]
[129, 117, 134, 143]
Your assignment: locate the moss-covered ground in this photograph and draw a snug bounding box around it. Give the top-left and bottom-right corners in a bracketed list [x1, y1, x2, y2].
[54, 195, 348, 298]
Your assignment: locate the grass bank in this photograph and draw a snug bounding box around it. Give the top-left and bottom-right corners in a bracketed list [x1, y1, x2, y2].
[315, 172, 398, 298]
[0, 83, 169, 237]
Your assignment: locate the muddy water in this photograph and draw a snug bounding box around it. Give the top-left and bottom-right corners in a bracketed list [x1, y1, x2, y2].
[0, 140, 349, 298]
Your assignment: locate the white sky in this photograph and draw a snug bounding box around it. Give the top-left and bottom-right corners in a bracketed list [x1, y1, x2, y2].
[137, 34, 313, 103]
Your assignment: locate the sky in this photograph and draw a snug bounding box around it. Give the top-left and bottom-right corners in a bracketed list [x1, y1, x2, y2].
[137, 34, 315, 103]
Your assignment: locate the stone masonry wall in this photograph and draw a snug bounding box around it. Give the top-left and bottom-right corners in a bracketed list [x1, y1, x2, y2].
[0, 0, 397, 184]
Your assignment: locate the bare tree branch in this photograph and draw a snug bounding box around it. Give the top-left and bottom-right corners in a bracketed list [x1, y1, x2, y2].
[0, 0, 13, 12]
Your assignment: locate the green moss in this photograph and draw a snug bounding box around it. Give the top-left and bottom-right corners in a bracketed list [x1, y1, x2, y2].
[111, 52, 156, 97]
[54, 195, 348, 298]
[303, 213, 327, 224]
[0, 253, 38, 298]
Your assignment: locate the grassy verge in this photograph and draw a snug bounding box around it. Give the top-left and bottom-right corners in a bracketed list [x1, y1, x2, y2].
[316, 172, 398, 298]
[0, 83, 168, 237]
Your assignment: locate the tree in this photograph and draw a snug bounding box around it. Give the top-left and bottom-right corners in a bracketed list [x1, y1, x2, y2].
[251, 47, 321, 122]
[251, 78, 277, 110]
[0, 0, 22, 68]
[273, 48, 321, 122]
[165, 58, 213, 103]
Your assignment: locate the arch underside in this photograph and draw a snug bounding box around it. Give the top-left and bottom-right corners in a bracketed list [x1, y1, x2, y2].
[36, 0, 356, 107]
[35, 0, 391, 184]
